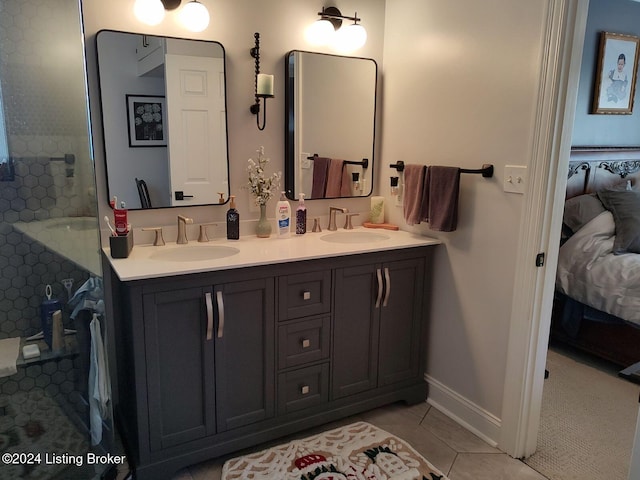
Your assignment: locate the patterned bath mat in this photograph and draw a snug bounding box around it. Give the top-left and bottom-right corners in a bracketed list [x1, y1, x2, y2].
[222, 421, 449, 480]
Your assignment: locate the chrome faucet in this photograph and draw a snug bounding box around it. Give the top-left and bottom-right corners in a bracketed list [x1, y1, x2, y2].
[328, 207, 348, 231]
[177, 215, 193, 244]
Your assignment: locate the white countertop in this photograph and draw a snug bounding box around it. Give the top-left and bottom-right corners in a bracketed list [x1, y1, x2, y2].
[104, 227, 441, 281]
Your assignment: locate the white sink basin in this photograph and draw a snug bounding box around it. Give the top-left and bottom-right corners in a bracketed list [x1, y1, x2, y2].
[149, 245, 240, 262]
[320, 231, 390, 244]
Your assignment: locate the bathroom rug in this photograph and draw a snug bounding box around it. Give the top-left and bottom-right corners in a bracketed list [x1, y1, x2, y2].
[221, 421, 448, 479]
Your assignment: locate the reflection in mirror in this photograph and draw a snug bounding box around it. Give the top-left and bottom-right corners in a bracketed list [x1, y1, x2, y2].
[96, 30, 229, 210]
[285, 50, 377, 200]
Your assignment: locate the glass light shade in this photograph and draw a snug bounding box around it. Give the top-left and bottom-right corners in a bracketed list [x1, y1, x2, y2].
[305, 19, 335, 46]
[179, 1, 210, 32]
[333, 23, 367, 53]
[133, 0, 165, 25]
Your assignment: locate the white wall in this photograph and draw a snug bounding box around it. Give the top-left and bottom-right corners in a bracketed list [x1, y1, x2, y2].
[380, 0, 548, 439]
[82, 0, 386, 242]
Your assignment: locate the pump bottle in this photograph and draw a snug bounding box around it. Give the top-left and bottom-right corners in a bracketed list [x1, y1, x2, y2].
[226, 195, 239, 240]
[296, 193, 307, 234]
[275, 191, 291, 238]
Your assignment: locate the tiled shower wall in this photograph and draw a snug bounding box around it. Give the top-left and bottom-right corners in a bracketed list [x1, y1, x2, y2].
[0, 0, 97, 339]
[0, 0, 100, 429]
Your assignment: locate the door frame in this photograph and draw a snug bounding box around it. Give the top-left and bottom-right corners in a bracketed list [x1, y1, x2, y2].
[499, 0, 590, 458]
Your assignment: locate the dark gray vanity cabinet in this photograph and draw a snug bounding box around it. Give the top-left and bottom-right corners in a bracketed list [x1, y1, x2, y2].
[143, 286, 216, 451]
[104, 246, 434, 480]
[333, 257, 425, 399]
[140, 275, 275, 450]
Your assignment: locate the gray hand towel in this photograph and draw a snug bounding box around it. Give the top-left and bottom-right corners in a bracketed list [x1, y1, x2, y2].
[421, 166, 461, 232]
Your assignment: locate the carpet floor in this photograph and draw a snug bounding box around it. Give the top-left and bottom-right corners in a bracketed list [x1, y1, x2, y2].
[524, 347, 638, 480]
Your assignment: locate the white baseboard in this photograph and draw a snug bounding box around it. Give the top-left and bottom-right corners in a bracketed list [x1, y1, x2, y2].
[425, 374, 501, 448]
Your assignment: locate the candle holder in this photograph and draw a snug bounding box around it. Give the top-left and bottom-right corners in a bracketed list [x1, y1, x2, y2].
[250, 32, 274, 131]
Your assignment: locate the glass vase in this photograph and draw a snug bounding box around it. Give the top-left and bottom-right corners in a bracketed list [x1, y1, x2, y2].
[256, 203, 272, 238]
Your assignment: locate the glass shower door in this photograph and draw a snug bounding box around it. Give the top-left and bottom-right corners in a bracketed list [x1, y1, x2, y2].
[0, 0, 117, 478]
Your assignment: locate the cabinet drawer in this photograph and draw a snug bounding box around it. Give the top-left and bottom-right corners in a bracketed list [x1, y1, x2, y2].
[278, 317, 330, 369]
[278, 270, 331, 320]
[277, 363, 329, 414]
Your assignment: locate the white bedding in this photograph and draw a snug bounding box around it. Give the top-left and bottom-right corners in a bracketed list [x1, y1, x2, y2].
[556, 210, 640, 326]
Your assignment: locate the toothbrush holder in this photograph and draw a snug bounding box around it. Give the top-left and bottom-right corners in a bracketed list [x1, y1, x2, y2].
[109, 231, 134, 258]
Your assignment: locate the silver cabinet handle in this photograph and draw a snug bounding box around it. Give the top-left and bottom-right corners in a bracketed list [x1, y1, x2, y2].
[301, 338, 311, 349]
[205, 292, 213, 341]
[301, 385, 310, 395]
[375, 268, 383, 308]
[383, 267, 391, 307]
[302, 291, 311, 300]
[216, 290, 225, 338]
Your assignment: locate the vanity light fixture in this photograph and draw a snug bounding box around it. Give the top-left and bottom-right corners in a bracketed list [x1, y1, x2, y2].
[133, 0, 210, 31]
[305, 6, 367, 52]
[249, 33, 274, 131]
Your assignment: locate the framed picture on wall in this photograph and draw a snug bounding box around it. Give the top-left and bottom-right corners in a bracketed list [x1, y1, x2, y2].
[592, 32, 640, 114]
[126, 94, 167, 147]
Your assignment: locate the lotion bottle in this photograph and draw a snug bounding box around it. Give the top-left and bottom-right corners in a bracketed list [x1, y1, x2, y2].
[296, 193, 307, 235]
[275, 191, 291, 238]
[226, 195, 239, 240]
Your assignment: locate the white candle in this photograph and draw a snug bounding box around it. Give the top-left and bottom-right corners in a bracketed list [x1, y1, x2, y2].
[257, 74, 274, 96]
[370, 196, 385, 224]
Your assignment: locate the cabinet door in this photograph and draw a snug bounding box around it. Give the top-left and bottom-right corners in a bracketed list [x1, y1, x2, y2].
[378, 258, 424, 386]
[144, 286, 215, 451]
[332, 264, 379, 399]
[215, 277, 275, 432]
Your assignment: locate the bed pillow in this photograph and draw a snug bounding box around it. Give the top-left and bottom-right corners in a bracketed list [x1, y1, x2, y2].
[563, 194, 606, 234]
[597, 189, 640, 254]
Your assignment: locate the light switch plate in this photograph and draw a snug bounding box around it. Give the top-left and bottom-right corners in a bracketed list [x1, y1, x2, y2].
[504, 165, 527, 194]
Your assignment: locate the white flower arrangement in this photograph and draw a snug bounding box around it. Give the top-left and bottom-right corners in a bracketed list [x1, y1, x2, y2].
[246, 146, 282, 206]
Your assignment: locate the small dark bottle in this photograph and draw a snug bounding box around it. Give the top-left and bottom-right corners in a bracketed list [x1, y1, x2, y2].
[226, 195, 239, 240]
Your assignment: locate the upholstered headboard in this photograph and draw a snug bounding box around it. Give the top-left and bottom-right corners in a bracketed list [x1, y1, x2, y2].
[567, 147, 640, 199]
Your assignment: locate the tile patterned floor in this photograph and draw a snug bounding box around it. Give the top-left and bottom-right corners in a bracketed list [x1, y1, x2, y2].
[115, 401, 549, 480]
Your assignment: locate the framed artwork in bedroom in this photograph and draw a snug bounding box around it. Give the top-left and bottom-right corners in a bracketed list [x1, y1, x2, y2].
[592, 32, 640, 114]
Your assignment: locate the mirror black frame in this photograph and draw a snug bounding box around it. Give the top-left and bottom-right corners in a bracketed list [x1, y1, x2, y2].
[95, 29, 230, 210]
[284, 50, 377, 201]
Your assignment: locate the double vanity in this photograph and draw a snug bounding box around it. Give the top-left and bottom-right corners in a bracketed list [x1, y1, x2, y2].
[96, 27, 436, 480]
[102, 229, 440, 479]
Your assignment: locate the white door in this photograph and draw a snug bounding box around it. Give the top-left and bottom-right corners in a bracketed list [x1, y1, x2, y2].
[164, 54, 227, 206]
[630, 397, 640, 480]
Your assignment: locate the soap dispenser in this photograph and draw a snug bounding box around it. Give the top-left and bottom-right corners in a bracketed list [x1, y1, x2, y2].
[296, 193, 307, 235]
[226, 195, 239, 240]
[275, 191, 291, 238]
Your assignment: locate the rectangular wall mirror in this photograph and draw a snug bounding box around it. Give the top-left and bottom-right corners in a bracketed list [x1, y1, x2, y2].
[96, 30, 229, 209]
[285, 50, 377, 200]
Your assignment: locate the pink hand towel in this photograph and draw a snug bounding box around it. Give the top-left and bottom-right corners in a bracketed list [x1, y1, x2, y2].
[311, 156, 330, 198]
[325, 159, 347, 198]
[422, 166, 461, 232]
[403, 164, 427, 225]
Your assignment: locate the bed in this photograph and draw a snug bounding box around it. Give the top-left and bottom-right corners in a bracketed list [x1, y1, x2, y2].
[551, 147, 640, 373]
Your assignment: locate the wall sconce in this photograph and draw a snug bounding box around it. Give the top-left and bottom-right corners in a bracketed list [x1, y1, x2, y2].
[133, 0, 210, 32]
[249, 33, 274, 131]
[305, 6, 367, 52]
